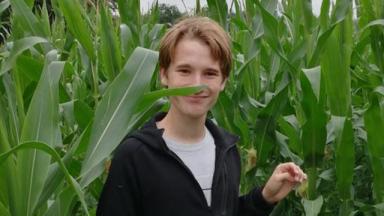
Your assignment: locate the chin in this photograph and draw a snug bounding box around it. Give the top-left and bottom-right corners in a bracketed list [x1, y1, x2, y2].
[181, 108, 208, 119]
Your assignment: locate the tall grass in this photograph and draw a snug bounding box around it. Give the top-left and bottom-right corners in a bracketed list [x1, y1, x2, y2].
[0, 0, 383, 215]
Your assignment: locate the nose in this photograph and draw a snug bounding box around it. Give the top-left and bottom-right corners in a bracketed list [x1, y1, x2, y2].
[191, 73, 203, 86]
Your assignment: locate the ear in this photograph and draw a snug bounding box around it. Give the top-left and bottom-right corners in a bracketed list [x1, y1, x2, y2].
[160, 67, 168, 86]
[220, 78, 227, 91]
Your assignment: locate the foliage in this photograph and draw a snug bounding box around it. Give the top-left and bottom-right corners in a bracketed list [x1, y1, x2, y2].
[0, 0, 384, 215]
[158, 3, 183, 25]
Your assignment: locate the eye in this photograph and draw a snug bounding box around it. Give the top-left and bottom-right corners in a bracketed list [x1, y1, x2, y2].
[177, 69, 190, 75]
[205, 71, 219, 77]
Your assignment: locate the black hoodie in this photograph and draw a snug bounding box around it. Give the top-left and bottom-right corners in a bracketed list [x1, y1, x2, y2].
[97, 113, 275, 216]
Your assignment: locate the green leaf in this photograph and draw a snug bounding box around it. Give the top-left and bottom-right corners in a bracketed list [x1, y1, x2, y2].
[300, 66, 327, 164]
[255, 86, 289, 165]
[116, 0, 140, 46]
[0, 200, 10, 216]
[117, 0, 140, 27]
[330, 116, 354, 199]
[17, 61, 64, 216]
[0, 37, 48, 76]
[0, 0, 10, 15]
[44, 187, 76, 216]
[207, 0, 228, 28]
[57, 0, 94, 60]
[0, 142, 89, 215]
[136, 85, 206, 111]
[80, 47, 158, 186]
[15, 54, 44, 82]
[302, 66, 321, 101]
[10, 0, 47, 37]
[364, 96, 384, 203]
[321, 7, 353, 116]
[302, 196, 324, 216]
[74, 100, 94, 130]
[99, 2, 121, 80]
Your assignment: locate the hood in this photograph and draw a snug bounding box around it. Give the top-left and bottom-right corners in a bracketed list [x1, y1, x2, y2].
[128, 112, 239, 152]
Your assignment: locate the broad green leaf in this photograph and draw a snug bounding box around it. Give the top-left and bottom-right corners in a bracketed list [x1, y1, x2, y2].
[0, 200, 10, 216]
[117, 0, 140, 27]
[207, 0, 228, 28]
[278, 115, 301, 155]
[276, 131, 303, 165]
[116, 0, 140, 46]
[300, 69, 327, 200]
[0, 0, 10, 15]
[0, 98, 18, 216]
[10, 0, 47, 37]
[254, 86, 289, 165]
[211, 91, 238, 135]
[321, 6, 353, 116]
[302, 66, 321, 101]
[319, 0, 330, 29]
[17, 61, 64, 216]
[0, 142, 89, 215]
[0, 37, 48, 75]
[302, 196, 324, 216]
[330, 116, 354, 199]
[360, 19, 384, 33]
[74, 100, 94, 130]
[80, 47, 158, 186]
[99, 2, 121, 80]
[364, 96, 384, 203]
[2, 74, 21, 146]
[44, 187, 76, 216]
[136, 85, 206, 111]
[15, 54, 44, 82]
[57, 0, 94, 60]
[300, 70, 326, 167]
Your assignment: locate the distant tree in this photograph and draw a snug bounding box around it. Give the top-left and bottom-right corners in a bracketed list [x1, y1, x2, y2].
[158, 3, 183, 25]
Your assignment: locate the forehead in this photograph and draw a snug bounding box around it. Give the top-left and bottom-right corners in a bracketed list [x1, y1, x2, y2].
[171, 38, 220, 68]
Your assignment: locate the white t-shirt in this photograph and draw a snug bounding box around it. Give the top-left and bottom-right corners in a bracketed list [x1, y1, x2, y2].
[163, 127, 216, 206]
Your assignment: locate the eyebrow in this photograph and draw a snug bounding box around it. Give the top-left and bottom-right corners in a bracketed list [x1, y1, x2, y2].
[175, 64, 192, 69]
[175, 64, 220, 73]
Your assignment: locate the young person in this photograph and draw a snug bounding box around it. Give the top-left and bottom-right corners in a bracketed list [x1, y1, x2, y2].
[97, 16, 306, 216]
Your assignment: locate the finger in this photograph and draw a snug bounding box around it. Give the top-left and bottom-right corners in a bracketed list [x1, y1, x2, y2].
[275, 172, 297, 183]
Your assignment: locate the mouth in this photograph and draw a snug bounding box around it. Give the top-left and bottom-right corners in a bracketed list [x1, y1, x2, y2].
[184, 95, 208, 102]
[186, 95, 208, 99]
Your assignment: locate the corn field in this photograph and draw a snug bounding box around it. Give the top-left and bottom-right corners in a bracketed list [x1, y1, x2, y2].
[0, 0, 383, 215]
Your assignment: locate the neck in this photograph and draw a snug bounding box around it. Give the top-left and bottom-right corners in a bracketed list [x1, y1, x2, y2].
[157, 108, 206, 143]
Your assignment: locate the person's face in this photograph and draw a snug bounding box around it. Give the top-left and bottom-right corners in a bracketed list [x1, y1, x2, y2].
[160, 38, 227, 119]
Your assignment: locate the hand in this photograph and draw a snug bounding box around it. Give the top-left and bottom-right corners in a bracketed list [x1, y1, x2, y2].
[261, 162, 307, 204]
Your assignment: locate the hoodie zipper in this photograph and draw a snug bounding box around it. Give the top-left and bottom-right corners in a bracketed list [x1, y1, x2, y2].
[161, 135, 237, 215]
[212, 144, 236, 216]
[165, 148, 212, 209]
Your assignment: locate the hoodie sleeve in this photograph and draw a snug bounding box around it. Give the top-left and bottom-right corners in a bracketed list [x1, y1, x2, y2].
[96, 141, 142, 216]
[237, 186, 276, 216]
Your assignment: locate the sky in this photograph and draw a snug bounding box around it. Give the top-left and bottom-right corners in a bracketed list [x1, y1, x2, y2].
[140, 0, 327, 15]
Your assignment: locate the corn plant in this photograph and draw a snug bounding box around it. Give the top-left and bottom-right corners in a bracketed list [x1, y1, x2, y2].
[1, 0, 384, 215]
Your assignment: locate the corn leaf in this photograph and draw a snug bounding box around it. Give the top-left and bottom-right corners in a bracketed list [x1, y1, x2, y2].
[80, 47, 158, 185]
[0, 36, 48, 75]
[99, 2, 121, 81]
[330, 116, 354, 199]
[10, 0, 47, 37]
[17, 61, 64, 216]
[207, 0, 228, 28]
[0, 0, 10, 15]
[0, 141, 88, 215]
[57, 0, 94, 60]
[364, 95, 384, 203]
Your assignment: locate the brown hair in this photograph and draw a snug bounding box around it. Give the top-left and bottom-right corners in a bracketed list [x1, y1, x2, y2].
[159, 16, 232, 78]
